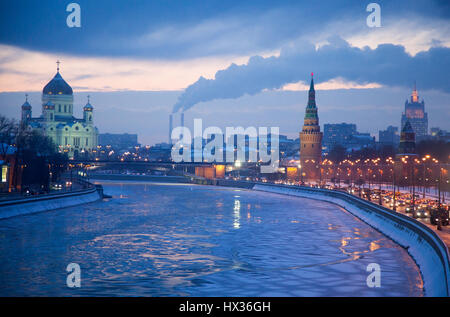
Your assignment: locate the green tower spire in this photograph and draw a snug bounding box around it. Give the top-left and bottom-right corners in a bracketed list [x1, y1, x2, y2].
[305, 73, 318, 120]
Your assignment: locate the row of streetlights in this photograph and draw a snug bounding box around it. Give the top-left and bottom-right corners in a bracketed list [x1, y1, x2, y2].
[298, 155, 449, 212]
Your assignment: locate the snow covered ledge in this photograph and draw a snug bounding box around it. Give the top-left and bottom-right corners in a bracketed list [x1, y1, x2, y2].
[253, 183, 450, 297]
[0, 186, 102, 220]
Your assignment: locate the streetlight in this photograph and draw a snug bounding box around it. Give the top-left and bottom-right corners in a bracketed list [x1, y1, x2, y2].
[298, 164, 302, 185]
[411, 159, 415, 214]
[379, 168, 383, 206]
[392, 162, 396, 212]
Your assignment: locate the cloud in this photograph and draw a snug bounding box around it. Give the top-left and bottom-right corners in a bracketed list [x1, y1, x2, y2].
[1, 0, 449, 60]
[172, 37, 450, 112]
[0, 44, 250, 92]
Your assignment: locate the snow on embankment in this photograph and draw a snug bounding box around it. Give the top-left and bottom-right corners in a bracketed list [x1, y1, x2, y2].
[253, 183, 450, 297]
[0, 187, 101, 220]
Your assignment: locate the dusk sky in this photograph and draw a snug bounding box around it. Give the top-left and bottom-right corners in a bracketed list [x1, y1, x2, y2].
[0, 0, 449, 145]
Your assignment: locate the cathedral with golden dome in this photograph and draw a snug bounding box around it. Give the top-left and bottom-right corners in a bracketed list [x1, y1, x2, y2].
[20, 61, 98, 158]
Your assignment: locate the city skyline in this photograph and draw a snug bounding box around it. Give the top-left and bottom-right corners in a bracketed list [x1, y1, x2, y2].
[0, 1, 449, 300]
[0, 0, 449, 145]
[1, 79, 448, 146]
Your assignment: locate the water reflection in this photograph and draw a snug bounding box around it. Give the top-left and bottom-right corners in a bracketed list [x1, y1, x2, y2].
[233, 199, 241, 229]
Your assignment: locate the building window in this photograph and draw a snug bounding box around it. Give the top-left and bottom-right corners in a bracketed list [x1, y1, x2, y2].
[74, 137, 80, 147]
[50, 113, 53, 120]
[64, 105, 67, 112]
[1, 165, 7, 183]
[86, 138, 89, 146]
[65, 137, 68, 145]
[89, 115, 92, 121]
[58, 105, 61, 112]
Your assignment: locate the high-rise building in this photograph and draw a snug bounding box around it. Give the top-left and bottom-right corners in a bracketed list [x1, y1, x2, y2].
[401, 83, 428, 140]
[300, 73, 323, 181]
[323, 123, 357, 152]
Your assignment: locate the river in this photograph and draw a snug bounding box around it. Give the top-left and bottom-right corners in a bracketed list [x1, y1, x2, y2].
[0, 181, 423, 296]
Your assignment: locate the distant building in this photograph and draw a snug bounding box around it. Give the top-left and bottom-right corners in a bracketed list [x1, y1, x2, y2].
[346, 133, 376, 151]
[147, 142, 172, 161]
[323, 123, 357, 152]
[323, 123, 376, 153]
[98, 133, 139, 150]
[430, 127, 441, 137]
[430, 127, 450, 142]
[379, 126, 400, 147]
[401, 83, 428, 140]
[278, 135, 299, 159]
[299, 73, 323, 181]
[20, 62, 99, 159]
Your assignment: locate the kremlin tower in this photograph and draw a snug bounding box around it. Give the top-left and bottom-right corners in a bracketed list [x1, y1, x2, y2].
[397, 120, 416, 156]
[300, 73, 323, 182]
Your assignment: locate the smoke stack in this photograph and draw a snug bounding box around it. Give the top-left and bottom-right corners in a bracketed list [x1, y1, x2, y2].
[181, 112, 184, 128]
[169, 113, 173, 144]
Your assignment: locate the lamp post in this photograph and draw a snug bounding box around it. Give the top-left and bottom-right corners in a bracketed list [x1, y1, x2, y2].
[392, 163, 396, 212]
[438, 165, 442, 210]
[379, 168, 383, 206]
[422, 157, 426, 199]
[411, 160, 415, 213]
[298, 164, 302, 185]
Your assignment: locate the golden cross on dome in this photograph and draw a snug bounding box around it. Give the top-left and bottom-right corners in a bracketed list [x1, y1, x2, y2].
[56, 60, 60, 72]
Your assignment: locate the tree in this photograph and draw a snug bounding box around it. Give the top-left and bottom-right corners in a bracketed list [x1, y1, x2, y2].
[328, 144, 347, 163]
[15, 129, 68, 192]
[0, 115, 18, 158]
[416, 140, 450, 163]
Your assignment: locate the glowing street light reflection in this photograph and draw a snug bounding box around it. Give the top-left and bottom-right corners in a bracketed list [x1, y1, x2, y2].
[233, 199, 241, 229]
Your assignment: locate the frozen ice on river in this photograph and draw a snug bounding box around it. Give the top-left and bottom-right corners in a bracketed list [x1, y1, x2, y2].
[0, 182, 423, 296]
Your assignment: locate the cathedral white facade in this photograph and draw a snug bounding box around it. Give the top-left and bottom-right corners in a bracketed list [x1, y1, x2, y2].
[21, 62, 98, 158]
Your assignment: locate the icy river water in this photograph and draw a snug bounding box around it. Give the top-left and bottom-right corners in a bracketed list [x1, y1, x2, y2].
[0, 181, 423, 296]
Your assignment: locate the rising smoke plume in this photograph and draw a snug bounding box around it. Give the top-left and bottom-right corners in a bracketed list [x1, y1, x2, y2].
[172, 36, 450, 113]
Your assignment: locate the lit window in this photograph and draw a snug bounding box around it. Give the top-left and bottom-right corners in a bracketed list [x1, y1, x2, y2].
[1, 166, 7, 183]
